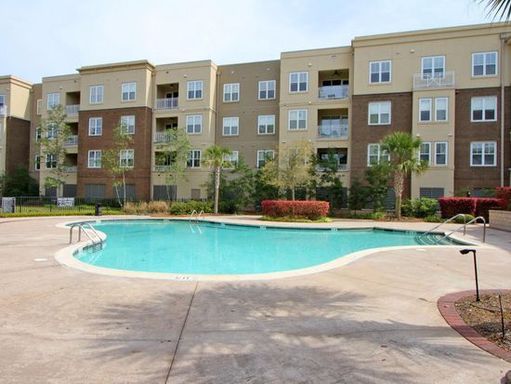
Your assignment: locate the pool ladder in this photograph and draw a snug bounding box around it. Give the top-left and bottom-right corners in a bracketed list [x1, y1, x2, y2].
[188, 210, 204, 234]
[69, 222, 104, 246]
[416, 214, 487, 244]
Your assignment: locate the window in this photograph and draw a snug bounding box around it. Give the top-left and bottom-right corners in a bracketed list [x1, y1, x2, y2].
[47, 93, 60, 109]
[45, 154, 57, 169]
[89, 85, 104, 104]
[419, 142, 431, 164]
[223, 83, 240, 102]
[471, 141, 496, 166]
[369, 60, 391, 83]
[120, 115, 135, 134]
[289, 72, 308, 93]
[422, 56, 445, 78]
[367, 144, 390, 166]
[88, 117, 102, 136]
[288, 109, 307, 130]
[472, 52, 497, 77]
[121, 82, 136, 101]
[223, 151, 239, 168]
[34, 155, 41, 170]
[257, 150, 274, 168]
[186, 115, 202, 134]
[35, 127, 41, 142]
[419, 98, 432, 122]
[258, 115, 275, 135]
[368, 101, 391, 125]
[187, 150, 201, 168]
[47, 123, 58, 139]
[119, 149, 134, 168]
[88, 150, 102, 168]
[187, 80, 203, 100]
[435, 97, 448, 121]
[471, 96, 497, 122]
[222, 117, 239, 136]
[258, 80, 276, 100]
[435, 142, 448, 166]
[0, 94, 5, 106]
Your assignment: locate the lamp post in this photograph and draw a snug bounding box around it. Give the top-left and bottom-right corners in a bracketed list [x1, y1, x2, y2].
[459, 249, 479, 302]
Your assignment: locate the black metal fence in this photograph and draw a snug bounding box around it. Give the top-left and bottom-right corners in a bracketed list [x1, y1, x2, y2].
[10, 196, 122, 214]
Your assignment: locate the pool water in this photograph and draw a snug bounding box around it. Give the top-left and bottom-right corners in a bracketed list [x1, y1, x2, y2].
[75, 220, 453, 275]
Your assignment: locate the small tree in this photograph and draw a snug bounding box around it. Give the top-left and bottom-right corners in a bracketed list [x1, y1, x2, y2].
[38, 105, 72, 197]
[261, 142, 313, 200]
[365, 162, 392, 212]
[381, 132, 428, 219]
[348, 178, 367, 214]
[1, 167, 39, 196]
[314, 151, 345, 210]
[155, 128, 191, 200]
[102, 122, 134, 206]
[203, 145, 232, 214]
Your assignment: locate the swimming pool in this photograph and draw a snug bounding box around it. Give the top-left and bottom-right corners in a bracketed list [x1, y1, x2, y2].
[72, 219, 460, 277]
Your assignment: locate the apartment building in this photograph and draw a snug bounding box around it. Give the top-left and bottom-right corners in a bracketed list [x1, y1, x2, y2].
[1, 22, 510, 201]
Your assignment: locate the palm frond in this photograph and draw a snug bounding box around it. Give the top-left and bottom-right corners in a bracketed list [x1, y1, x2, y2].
[480, 0, 511, 21]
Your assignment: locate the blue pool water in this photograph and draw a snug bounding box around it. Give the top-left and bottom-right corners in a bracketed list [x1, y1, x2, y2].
[75, 220, 454, 275]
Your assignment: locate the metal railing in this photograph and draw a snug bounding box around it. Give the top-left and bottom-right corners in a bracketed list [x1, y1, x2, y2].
[0, 105, 7, 116]
[318, 85, 349, 99]
[64, 135, 78, 146]
[413, 71, 455, 90]
[69, 222, 104, 246]
[153, 165, 171, 172]
[154, 131, 171, 143]
[436, 216, 487, 244]
[155, 97, 178, 110]
[65, 104, 80, 116]
[317, 124, 348, 139]
[62, 165, 77, 173]
[418, 213, 469, 239]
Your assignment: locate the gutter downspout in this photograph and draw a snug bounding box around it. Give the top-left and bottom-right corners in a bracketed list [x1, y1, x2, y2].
[499, 34, 511, 187]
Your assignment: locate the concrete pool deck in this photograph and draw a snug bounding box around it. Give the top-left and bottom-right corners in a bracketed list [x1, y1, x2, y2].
[0, 215, 510, 383]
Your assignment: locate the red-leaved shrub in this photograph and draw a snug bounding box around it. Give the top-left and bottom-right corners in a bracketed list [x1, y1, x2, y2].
[261, 200, 329, 220]
[496, 187, 511, 208]
[438, 197, 506, 221]
[474, 198, 507, 220]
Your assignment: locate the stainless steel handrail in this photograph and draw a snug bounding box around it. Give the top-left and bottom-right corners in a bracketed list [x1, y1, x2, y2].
[435, 216, 486, 244]
[69, 223, 103, 245]
[418, 213, 469, 238]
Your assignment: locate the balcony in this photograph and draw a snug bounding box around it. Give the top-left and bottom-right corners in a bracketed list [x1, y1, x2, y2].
[318, 85, 349, 100]
[154, 165, 171, 172]
[413, 71, 455, 90]
[65, 104, 79, 116]
[64, 135, 78, 146]
[154, 132, 172, 143]
[0, 105, 6, 116]
[63, 166, 77, 173]
[318, 123, 348, 139]
[156, 98, 178, 110]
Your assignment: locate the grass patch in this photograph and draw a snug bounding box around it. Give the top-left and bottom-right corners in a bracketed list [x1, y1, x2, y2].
[260, 215, 332, 223]
[0, 206, 123, 218]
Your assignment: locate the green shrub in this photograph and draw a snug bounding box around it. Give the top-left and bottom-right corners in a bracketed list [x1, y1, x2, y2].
[424, 214, 442, 223]
[169, 201, 213, 215]
[401, 198, 438, 218]
[453, 214, 475, 224]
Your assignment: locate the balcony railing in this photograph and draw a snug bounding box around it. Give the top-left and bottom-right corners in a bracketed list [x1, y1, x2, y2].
[318, 85, 349, 100]
[64, 135, 78, 146]
[317, 123, 348, 139]
[154, 165, 172, 172]
[65, 104, 79, 116]
[63, 166, 77, 173]
[316, 163, 348, 172]
[0, 105, 7, 116]
[413, 71, 455, 90]
[154, 131, 172, 143]
[155, 97, 178, 110]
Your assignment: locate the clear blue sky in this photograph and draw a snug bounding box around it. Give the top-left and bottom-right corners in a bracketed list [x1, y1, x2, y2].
[1, 0, 495, 83]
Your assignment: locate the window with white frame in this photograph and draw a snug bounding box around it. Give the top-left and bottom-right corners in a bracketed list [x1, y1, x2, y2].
[258, 115, 275, 135]
[223, 151, 239, 168]
[419, 98, 432, 122]
[435, 142, 448, 166]
[89, 85, 104, 104]
[422, 56, 445, 78]
[369, 60, 391, 83]
[472, 52, 497, 77]
[0, 94, 5, 107]
[88, 150, 102, 168]
[34, 155, 41, 170]
[257, 150, 274, 168]
[186, 115, 202, 134]
[258, 80, 276, 99]
[368, 101, 391, 125]
[471, 96, 497, 121]
[120, 115, 135, 134]
[45, 154, 57, 169]
[223, 117, 239, 136]
[47, 123, 58, 139]
[223, 83, 240, 102]
[435, 97, 448, 121]
[419, 142, 431, 164]
[187, 150, 201, 168]
[288, 109, 307, 130]
[119, 149, 134, 168]
[367, 144, 390, 166]
[47, 93, 60, 109]
[88, 117, 102, 136]
[470, 141, 496, 166]
[187, 80, 203, 100]
[289, 72, 308, 93]
[121, 82, 136, 101]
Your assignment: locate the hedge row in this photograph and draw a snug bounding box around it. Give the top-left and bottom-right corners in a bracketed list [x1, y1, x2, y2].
[438, 197, 506, 221]
[496, 187, 511, 207]
[261, 200, 329, 220]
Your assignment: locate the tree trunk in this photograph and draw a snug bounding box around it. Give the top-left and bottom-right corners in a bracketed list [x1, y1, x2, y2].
[291, 187, 295, 201]
[122, 172, 126, 207]
[214, 166, 221, 214]
[394, 171, 404, 220]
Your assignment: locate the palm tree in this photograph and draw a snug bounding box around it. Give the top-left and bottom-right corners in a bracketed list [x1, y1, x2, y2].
[203, 145, 232, 214]
[481, 0, 511, 20]
[381, 132, 428, 220]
